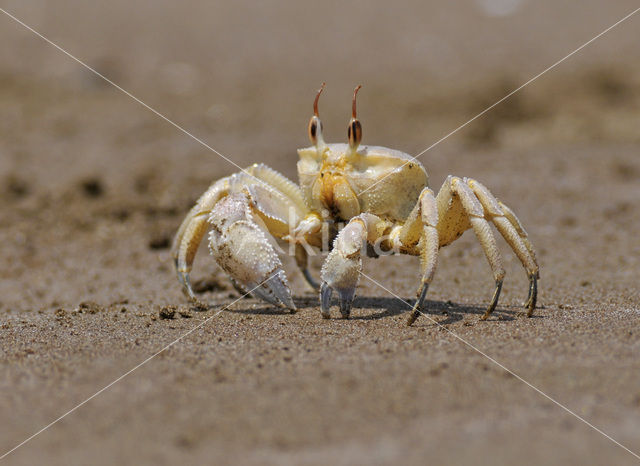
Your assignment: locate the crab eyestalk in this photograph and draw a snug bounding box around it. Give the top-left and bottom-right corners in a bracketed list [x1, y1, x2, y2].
[308, 82, 326, 153]
[348, 85, 363, 153]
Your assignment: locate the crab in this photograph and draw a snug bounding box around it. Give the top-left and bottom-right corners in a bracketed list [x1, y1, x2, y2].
[171, 84, 539, 325]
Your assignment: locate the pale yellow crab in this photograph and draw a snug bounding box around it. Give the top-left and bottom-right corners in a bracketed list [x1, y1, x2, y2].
[172, 84, 539, 325]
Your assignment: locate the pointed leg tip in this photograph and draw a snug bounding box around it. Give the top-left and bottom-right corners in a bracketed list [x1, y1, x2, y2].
[525, 302, 536, 319]
[407, 284, 429, 326]
[481, 304, 496, 320]
[178, 271, 198, 301]
[524, 274, 538, 314]
[406, 311, 419, 326]
[526, 303, 536, 317]
[481, 280, 502, 321]
[185, 288, 197, 301]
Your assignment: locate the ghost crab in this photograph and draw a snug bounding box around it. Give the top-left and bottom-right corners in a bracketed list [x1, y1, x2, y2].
[172, 84, 539, 325]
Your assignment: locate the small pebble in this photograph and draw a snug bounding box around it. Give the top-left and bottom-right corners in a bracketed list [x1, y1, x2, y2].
[159, 306, 176, 319]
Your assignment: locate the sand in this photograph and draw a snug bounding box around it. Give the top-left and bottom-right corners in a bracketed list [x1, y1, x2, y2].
[1, 1, 640, 464]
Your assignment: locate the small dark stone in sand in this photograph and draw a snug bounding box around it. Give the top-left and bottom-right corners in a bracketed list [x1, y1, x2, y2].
[80, 178, 104, 198]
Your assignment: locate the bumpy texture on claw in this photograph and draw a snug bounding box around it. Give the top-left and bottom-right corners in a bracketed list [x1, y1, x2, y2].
[208, 193, 296, 311]
[171, 163, 312, 309]
[320, 218, 368, 319]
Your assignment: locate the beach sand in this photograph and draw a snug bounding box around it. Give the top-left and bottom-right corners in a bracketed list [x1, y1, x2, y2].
[1, 1, 639, 464]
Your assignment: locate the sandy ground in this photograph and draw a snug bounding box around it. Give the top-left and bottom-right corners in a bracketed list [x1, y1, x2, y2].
[1, 1, 640, 464]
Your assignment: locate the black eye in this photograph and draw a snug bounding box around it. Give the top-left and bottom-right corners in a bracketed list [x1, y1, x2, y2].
[309, 83, 325, 146]
[308, 117, 322, 145]
[348, 119, 362, 149]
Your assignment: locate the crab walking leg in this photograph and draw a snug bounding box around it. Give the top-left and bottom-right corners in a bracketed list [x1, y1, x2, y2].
[449, 177, 506, 320]
[208, 193, 296, 310]
[497, 201, 538, 269]
[172, 178, 229, 299]
[397, 188, 439, 326]
[320, 213, 386, 319]
[295, 244, 320, 290]
[492, 216, 538, 314]
[467, 180, 539, 316]
[497, 200, 539, 311]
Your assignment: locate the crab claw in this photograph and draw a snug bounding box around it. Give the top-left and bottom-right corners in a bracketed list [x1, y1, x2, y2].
[320, 279, 357, 319]
[240, 270, 296, 311]
[208, 194, 296, 311]
[319, 219, 366, 319]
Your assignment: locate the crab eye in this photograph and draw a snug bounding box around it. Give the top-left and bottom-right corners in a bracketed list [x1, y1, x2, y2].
[348, 119, 362, 149]
[348, 85, 363, 150]
[309, 83, 326, 147]
[308, 116, 322, 145]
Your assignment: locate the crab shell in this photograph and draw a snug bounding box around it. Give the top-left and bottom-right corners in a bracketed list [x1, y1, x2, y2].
[297, 143, 428, 222]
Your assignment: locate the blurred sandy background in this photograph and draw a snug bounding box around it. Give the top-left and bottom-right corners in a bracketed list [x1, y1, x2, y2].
[1, 1, 640, 465]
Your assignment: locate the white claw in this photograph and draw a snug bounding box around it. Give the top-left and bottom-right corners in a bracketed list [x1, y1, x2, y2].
[208, 194, 295, 311]
[251, 270, 296, 311]
[319, 219, 366, 319]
